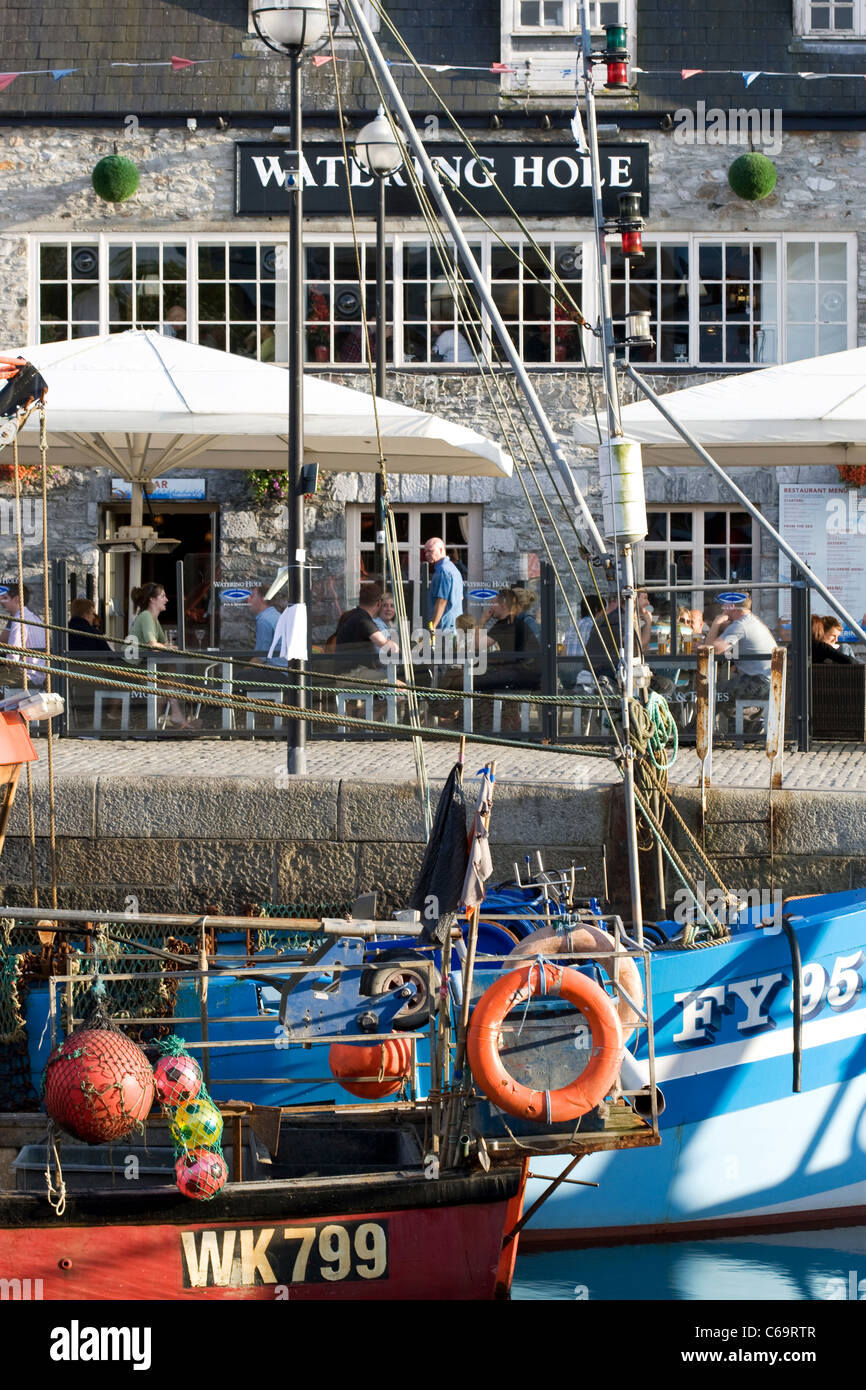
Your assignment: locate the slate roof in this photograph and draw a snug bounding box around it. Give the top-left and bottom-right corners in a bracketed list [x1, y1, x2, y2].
[0, 1, 503, 116]
[0, 2, 862, 118]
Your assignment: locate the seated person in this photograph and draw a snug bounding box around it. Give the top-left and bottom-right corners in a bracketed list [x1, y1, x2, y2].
[0, 581, 47, 687]
[708, 593, 777, 732]
[68, 597, 111, 652]
[333, 581, 399, 680]
[812, 614, 857, 665]
[372, 590, 397, 640]
[475, 587, 540, 692]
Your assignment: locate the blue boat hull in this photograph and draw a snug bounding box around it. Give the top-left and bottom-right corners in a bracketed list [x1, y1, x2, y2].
[524, 888, 866, 1242]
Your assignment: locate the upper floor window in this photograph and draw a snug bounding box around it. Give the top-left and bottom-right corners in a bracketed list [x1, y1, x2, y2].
[503, 0, 636, 95]
[794, 0, 866, 33]
[514, 0, 625, 30]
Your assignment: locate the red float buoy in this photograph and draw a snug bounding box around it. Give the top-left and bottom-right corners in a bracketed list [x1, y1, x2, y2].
[43, 1024, 155, 1144]
[328, 1037, 412, 1100]
[175, 1148, 228, 1201]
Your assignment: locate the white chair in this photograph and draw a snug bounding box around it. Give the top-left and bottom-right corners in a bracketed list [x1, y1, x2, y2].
[93, 689, 131, 731]
[336, 688, 375, 732]
[734, 698, 770, 734]
[245, 689, 285, 731]
[491, 698, 532, 733]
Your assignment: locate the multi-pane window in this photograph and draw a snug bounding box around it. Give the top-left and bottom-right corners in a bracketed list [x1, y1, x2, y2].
[305, 242, 392, 365]
[347, 504, 482, 626]
[611, 235, 852, 367]
[33, 232, 853, 369]
[640, 508, 757, 604]
[795, 0, 866, 33]
[610, 243, 690, 365]
[515, 0, 626, 28]
[785, 241, 848, 360]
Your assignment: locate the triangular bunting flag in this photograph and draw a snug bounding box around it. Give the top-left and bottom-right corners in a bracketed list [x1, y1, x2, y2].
[489, 62, 515, 73]
[681, 69, 703, 79]
[742, 70, 762, 87]
[51, 69, 77, 81]
[312, 55, 334, 66]
[0, 74, 20, 92]
[171, 56, 195, 70]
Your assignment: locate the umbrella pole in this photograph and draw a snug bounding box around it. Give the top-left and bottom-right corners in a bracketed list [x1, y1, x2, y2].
[129, 479, 144, 594]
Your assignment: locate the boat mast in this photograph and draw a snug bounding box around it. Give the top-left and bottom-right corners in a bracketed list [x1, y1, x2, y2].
[579, 0, 646, 943]
[340, 0, 608, 564]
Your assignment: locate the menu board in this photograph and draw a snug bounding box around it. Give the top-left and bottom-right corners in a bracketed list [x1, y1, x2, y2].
[778, 484, 866, 639]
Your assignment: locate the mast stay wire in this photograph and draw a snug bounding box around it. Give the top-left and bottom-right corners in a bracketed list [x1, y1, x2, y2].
[324, 3, 432, 832]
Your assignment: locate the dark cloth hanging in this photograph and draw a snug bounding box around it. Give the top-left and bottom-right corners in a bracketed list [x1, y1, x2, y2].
[409, 762, 470, 946]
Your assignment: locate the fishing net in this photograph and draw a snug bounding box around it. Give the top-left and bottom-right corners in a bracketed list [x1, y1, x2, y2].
[0, 926, 40, 1111]
[256, 898, 352, 953]
[42, 982, 155, 1144]
[156, 1034, 227, 1200]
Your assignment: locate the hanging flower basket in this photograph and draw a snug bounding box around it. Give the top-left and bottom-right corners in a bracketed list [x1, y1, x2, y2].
[0, 461, 62, 490]
[248, 469, 289, 505]
[837, 464, 866, 488]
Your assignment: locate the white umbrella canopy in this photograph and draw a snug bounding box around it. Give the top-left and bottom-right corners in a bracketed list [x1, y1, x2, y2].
[10, 329, 513, 479]
[573, 347, 866, 469]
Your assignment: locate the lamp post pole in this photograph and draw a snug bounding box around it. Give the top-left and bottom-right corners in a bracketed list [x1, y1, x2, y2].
[353, 108, 404, 588]
[288, 47, 307, 776]
[253, 2, 330, 778]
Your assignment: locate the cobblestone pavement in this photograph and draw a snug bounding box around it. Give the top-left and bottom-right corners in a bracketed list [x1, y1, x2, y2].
[23, 735, 866, 790]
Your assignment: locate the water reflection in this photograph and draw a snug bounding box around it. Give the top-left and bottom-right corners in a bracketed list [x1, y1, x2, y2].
[513, 1226, 866, 1301]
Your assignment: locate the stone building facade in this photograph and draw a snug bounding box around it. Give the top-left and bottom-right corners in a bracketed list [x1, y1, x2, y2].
[0, 1, 863, 643]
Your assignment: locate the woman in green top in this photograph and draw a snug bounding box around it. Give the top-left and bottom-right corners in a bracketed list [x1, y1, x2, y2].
[129, 583, 201, 730]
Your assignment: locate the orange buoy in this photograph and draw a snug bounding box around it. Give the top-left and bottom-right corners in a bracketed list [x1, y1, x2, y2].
[467, 961, 623, 1123]
[328, 1037, 412, 1100]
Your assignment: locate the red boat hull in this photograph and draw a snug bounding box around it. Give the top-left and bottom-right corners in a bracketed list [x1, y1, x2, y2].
[0, 1178, 523, 1301]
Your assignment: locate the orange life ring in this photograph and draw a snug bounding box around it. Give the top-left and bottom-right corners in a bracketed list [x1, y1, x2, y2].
[467, 961, 623, 1124]
[510, 925, 643, 1044]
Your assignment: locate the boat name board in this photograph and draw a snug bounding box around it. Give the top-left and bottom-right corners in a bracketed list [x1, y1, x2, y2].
[180, 1219, 389, 1289]
[673, 949, 864, 1045]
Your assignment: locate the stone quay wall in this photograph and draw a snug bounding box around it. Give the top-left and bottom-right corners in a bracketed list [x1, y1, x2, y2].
[1, 773, 862, 919]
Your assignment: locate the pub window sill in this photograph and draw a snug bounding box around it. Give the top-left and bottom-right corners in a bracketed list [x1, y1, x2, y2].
[789, 37, 866, 53]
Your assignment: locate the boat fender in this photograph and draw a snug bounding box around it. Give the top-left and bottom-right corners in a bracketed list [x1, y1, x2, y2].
[467, 961, 623, 1123]
[510, 925, 643, 1044]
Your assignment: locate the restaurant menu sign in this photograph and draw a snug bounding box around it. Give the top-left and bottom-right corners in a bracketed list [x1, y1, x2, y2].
[778, 484, 866, 638]
[235, 141, 649, 218]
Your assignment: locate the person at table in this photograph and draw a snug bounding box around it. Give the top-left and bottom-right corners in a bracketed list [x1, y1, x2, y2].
[424, 536, 464, 633]
[68, 597, 111, 651]
[0, 581, 47, 687]
[812, 614, 857, 665]
[333, 581, 398, 678]
[128, 583, 199, 729]
[708, 593, 777, 732]
[246, 585, 287, 668]
[373, 590, 398, 641]
[475, 587, 540, 693]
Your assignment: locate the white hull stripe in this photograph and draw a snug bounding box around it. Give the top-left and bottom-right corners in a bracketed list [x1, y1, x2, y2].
[653, 1007, 866, 1082]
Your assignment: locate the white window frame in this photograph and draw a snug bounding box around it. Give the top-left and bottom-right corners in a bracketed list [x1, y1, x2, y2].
[31, 230, 856, 371]
[510, 0, 631, 35]
[793, 0, 866, 35]
[639, 506, 760, 614]
[346, 503, 483, 627]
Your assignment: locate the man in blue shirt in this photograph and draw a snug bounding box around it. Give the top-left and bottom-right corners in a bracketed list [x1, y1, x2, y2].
[424, 537, 464, 632]
[246, 586, 287, 667]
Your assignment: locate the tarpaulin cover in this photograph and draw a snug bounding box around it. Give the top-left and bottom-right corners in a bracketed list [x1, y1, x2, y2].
[410, 763, 469, 946]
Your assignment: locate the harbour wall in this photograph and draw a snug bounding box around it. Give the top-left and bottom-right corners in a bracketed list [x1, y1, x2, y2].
[0, 776, 864, 917]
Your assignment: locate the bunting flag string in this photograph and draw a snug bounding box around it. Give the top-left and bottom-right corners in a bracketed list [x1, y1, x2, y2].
[0, 53, 863, 91]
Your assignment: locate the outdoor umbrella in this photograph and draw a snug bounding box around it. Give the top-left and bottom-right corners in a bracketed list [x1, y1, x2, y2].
[572, 346, 866, 470]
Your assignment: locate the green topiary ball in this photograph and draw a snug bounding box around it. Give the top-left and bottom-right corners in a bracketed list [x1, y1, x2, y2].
[92, 154, 140, 203]
[728, 152, 777, 202]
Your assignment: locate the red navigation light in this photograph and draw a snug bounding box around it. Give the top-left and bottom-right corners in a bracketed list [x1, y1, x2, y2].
[605, 60, 629, 89]
[621, 229, 644, 258]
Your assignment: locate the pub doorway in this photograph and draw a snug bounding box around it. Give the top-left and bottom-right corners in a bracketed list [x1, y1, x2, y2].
[99, 502, 219, 646]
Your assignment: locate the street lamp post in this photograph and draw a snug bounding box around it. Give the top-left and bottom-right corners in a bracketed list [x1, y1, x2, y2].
[353, 109, 404, 585]
[252, 1, 329, 777]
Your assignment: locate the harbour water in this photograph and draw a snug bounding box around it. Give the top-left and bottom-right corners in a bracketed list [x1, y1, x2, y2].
[512, 1226, 866, 1301]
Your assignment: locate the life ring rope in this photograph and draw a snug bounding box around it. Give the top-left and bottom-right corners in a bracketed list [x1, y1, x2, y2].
[467, 959, 624, 1124]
